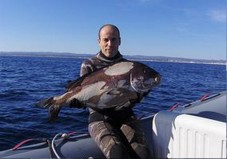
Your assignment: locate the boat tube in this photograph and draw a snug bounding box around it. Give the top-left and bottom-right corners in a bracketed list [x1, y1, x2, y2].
[0, 91, 226, 158]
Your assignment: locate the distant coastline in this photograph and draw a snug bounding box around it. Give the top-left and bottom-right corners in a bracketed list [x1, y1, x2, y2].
[0, 51, 226, 65]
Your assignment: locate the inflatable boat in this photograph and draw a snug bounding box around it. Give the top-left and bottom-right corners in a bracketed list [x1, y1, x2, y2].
[0, 91, 226, 158]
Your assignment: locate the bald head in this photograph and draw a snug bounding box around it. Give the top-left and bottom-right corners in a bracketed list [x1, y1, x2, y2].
[98, 24, 121, 58]
[98, 24, 120, 39]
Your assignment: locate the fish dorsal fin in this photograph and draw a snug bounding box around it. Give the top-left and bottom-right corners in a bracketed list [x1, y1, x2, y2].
[65, 75, 88, 91]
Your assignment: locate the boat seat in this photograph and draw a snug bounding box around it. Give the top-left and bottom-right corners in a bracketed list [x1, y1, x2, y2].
[152, 111, 226, 158]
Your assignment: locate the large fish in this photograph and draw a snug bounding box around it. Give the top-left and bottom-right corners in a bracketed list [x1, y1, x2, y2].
[36, 61, 161, 121]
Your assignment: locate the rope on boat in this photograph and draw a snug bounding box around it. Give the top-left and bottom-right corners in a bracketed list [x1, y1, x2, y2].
[51, 131, 78, 159]
[200, 93, 210, 101]
[46, 139, 55, 159]
[51, 133, 62, 159]
[200, 92, 220, 102]
[168, 92, 221, 112]
[11, 131, 84, 158]
[12, 138, 48, 151]
[169, 103, 180, 111]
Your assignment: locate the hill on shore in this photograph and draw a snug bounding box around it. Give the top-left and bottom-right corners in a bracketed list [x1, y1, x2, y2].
[0, 51, 225, 65]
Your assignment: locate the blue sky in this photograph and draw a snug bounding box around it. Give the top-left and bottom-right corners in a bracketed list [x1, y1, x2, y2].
[0, 0, 226, 60]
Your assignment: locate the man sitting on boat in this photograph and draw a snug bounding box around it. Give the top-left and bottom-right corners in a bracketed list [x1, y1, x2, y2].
[79, 24, 152, 159]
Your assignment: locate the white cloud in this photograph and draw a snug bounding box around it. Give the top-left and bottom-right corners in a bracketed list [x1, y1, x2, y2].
[208, 10, 226, 23]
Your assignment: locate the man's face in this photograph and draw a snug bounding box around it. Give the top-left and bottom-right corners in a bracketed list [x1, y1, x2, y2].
[98, 26, 121, 58]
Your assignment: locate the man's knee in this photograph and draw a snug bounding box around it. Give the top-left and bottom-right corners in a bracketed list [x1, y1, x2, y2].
[109, 144, 130, 159]
[134, 144, 152, 159]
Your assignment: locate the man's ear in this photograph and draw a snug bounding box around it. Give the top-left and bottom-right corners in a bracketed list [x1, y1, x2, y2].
[98, 38, 101, 48]
[119, 38, 121, 45]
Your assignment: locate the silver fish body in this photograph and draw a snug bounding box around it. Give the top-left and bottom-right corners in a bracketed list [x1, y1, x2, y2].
[37, 61, 161, 121]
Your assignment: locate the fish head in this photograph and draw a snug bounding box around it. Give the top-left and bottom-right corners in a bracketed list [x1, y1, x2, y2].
[130, 63, 161, 93]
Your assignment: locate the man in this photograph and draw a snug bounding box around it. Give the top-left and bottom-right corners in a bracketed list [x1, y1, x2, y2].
[80, 24, 151, 159]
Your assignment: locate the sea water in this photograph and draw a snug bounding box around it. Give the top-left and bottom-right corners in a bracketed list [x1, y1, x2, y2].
[0, 55, 226, 151]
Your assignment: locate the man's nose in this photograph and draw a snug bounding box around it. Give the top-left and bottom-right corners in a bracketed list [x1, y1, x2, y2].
[107, 40, 113, 46]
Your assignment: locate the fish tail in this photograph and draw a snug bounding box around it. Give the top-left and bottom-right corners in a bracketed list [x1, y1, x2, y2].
[36, 97, 61, 121]
[48, 105, 61, 122]
[36, 97, 54, 108]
